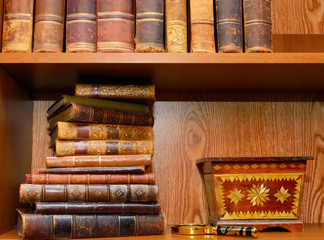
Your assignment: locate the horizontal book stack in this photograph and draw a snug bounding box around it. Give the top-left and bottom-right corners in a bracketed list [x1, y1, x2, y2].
[17, 84, 166, 239]
[2, 0, 272, 53]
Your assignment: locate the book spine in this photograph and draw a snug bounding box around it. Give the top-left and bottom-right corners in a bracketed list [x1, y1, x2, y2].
[66, 0, 97, 52]
[35, 202, 161, 214]
[190, 0, 216, 53]
[18, 211, 165, 239]
[97, 0, 135, 53]
[165, 0, 187, 53]
[75, 84, 156, 100]
[135, 0, 165, 53]
[55, 140, 154, 156]
[57, 122, 153, 141]
[19, 184, 159, 203]
[243, 0, 272, 53]
[46, 155, 152, 167]
[38, 166, 146, 174]
[27, 173, 156, 184]
[72, 103, 154, 126]
[34, 0, 65, 52]
[2, 0, 34, 53]
[216, 0, 243, 53]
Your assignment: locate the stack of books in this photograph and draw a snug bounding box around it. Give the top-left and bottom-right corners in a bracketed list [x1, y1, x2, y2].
[17, 84, 165, 239]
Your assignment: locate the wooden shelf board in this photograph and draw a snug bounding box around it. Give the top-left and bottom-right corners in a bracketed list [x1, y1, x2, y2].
[0, 53, 324, 93]
[1, 224, 324, 240]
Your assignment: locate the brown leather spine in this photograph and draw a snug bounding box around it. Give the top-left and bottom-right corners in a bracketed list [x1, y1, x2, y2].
[97, 0, 135, 53]
[2, 0, 34, 52]
[66, 0, 97, 52]
[75, 84, 156, 100]
[34, 0, 65, 52]
[56, 122, 153, 140]
[35, 202, 161, 214]
[46, 155, 152, 167]
[19, 184, 159, 203]
[55, 140, 154, 156]
[216, 0, 243, 53]
[38, 166, 146, 174]
[27, 173, 156, 184]
[135, 0, 165, 53]
[17, 209, 165, 239]
[190, 0, 216, 53]
[165, 0, 187, 53]
[243, 0, 273, 53]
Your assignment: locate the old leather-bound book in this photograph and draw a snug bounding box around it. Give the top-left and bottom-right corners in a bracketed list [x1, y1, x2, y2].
[17, 209, 165, 239]
[35, 202, 161, 214]
[2, 0, 34, 52]
[34, 0, 65, 52]
[48, 103, 154, 131]
[216, 0, 243, 53]
[66, 0, 97, 52]
[135, 0, 165, 53]
[19, 184, 158, 203]
[38, 166, 146, 174]
[50, 122, 153, 147]
[165, 0, 187, 53]
[55, 140, 154, 156]
[243, 0, 273, 53]
[97, 0, 135, 52]
[190, 0, 216, 53]
[46, 155, 152, 167]
[27, 173, 155, 184]
[75, 84, 156, 101]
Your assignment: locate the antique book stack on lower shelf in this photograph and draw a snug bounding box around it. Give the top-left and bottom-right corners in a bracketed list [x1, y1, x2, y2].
[17, 84, 166, 239]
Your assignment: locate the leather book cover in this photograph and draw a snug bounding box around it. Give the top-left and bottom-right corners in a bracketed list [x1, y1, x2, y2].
[17, 209, 165, 239]
[190, 0, 216, 53]
[2, 0, 34, 53]
[75, 84, 156, 101]
[243, 0, 273, 53]
[19, 184, 159, 203]
[50, 122, 153, 147]
[26, 173, 155, 184]
[55, 140, 154, 156]
[47, 95, 149, 118]
[165, 0, 187, 53]
[216, 0, 243, 53]
[38, 165, 146, 174]
[34, 0, 65, 52]
[135, 0, 165, 53]
[66, 0, 97, 52]
[97, 0, 135, 53]
[47, 103, 154, 131]
[35, 202, 161, 214]
[46, 155, 152, 167]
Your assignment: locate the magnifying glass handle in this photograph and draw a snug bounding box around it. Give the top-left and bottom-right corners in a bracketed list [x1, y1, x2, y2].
[214, 226, 259, 237]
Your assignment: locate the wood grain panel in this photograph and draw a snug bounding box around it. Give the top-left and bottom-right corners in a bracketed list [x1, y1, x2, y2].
[0, 0, 3, 51]
[0, 68, 32, 234]
[273, 34, 324, 52]
[272, 0, 324, 34]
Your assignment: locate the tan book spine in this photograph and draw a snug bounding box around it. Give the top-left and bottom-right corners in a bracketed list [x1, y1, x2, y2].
[2, 0, 34, 53]
[165, 0, 187, 53]
[46, 155, 152, 167]
[190, 0, 216, 53]
[34, 0, 65, 52]
[57, 122, 153, 141]
[55, 140, 154, 156]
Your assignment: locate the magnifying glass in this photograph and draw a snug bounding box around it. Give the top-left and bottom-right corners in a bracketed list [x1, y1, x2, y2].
[171, 224, 259, 237]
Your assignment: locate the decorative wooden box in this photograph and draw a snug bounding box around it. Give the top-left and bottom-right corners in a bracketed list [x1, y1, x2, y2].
[197, 157, 314, 232]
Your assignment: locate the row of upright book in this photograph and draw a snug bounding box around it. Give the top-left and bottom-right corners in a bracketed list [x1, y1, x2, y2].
[2, 0, 272, 53]
[17, 84, 166, 239]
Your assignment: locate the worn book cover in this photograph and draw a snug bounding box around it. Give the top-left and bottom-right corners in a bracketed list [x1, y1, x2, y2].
[2, 0, 34, 52]
[34, 0, 65, 52]
[97, 0, 135, 52]
[17, 209, 165, 239]
[38, 166, 146, 174]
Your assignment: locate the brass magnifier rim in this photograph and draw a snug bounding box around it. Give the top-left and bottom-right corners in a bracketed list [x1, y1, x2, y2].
[171, 224, 211, 235]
